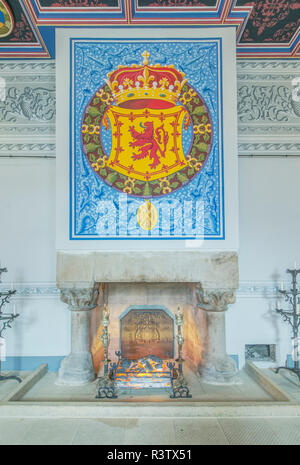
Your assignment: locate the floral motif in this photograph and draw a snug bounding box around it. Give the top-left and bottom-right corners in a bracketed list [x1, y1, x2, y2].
[237, 84, 294, 122]
[10, 14, 34, 42]
[266, 20, 300, 42]
[238, 0, 300, 43]
[251, 0, 290, 32]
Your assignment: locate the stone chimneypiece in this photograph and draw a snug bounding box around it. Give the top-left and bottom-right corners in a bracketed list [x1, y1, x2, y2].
[56, 251, 239, 386]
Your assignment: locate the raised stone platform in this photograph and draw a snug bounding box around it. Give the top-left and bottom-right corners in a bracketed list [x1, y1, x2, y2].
[0, 366, 275, 405]
[2, 363, 300, 422]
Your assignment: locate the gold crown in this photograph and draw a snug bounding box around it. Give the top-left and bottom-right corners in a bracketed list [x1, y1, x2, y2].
[107, 51, 187, 106]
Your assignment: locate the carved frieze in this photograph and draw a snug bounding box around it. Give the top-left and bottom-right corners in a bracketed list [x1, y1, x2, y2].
[237, 60, 300, 155]
[0, 61, 55, 141]
[237, 85, 297, 123]
[0, 60, 299, 156]
[0, 281, 282, 299]
[0, 87, 55, 123]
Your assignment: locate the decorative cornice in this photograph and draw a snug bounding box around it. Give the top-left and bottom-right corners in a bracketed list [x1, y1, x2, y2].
[237, 74, 300, 82]
[0, 143, 55, 152]
[0, 62, 55, 73]
[0, 283, 59, 298]
[0, 59, 295, 74]
[237, 61, 300, 71]
[238, 125, 300, 135]
[237, 283, 283, 298]
[238, 143, 300, 155]
[0, 59, 298, 156]
[0, 126, 55, 135]
[0, 75, 55, 83]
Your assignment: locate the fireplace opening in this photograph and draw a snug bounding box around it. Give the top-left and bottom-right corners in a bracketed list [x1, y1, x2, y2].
[96, 303, 192, 398]
[120, 307, 175, 360]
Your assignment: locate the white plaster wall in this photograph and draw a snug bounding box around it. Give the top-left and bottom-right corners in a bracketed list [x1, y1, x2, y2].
[0, 158, 56, 283]
[226, 157, 300, 366]
[5, 297, 70, 357]
[226, 297, 291, 368]
[0, 157, 300, 364]
[238, 158, 300, 281]
[0, 158, 70, 357]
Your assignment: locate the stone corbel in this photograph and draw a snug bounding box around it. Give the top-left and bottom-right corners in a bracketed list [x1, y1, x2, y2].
[195, 284, 236, 312]
[60, 284, 99, 311]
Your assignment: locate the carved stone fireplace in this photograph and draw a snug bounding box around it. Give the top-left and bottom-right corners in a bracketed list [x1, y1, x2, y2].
[54, 27, 239, 393]
[56, 250, 239, 387]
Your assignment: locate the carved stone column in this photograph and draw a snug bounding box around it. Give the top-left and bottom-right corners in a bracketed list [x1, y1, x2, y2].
[57, 284, 99, 385]
[196, 284, 238, 384]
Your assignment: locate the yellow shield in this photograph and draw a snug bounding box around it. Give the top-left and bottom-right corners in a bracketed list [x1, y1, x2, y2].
[105, 105, 188, 182]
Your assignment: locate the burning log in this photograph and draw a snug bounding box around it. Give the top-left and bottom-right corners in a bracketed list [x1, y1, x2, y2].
[115, 355, 171, 389]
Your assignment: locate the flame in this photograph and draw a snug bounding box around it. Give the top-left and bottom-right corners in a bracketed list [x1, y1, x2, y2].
[115, 356, 171, 389]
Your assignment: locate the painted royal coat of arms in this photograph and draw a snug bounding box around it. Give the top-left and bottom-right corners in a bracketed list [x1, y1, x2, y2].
[68, 37, 226, 240]
[81, 50, 213, 199]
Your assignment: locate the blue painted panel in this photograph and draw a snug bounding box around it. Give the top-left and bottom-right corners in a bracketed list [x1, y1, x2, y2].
[70, 37, 224, 240]
[1, 354, 239, 372]
[229, 354, 239, 370]
[1, 356, 65, 372]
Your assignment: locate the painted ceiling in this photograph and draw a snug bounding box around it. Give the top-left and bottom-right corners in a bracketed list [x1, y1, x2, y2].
[0, 0, 298, 58]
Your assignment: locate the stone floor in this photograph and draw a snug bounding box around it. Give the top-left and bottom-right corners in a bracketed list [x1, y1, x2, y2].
[18, 368, 273, 402]
[1, 366, 300, 444]
[1, 416, 300, 445]
[0, 372, 30, 401]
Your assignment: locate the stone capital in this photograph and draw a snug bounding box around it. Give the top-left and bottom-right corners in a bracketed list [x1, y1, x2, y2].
[196, 284, 236, 312]
[59, 283, 99, 311]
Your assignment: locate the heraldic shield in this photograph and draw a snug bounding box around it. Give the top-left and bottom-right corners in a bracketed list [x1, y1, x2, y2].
[106, 105, 188, 181]
[82, 50, 213, 198]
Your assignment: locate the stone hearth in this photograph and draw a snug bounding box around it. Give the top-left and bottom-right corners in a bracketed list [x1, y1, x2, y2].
[56, 251, 239, 386]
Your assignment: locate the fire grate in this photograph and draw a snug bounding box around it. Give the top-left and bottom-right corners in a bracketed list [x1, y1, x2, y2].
[96, 306, 192, 399]
[115, 355, 171, 390]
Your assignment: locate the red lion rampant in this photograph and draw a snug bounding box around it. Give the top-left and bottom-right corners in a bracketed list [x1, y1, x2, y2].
[129, 122, 169, 169]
